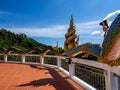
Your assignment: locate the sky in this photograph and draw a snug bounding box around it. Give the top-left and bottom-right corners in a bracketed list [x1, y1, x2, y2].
[0, 0, 120, 48]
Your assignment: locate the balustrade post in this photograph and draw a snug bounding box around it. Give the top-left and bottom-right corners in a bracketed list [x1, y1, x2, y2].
[105, 70, 116, 90]
[118, 76, 120, 90]
[57, 57, 61, 69]
[111, 73, 119, 90]
[4, 55, 8, 62]
[69, 58, 75, 77]
[105, 71, 111, 90]
[40, 56, 44, 65]
[105, 71, 119, 90]
[21, 55, 25, 63]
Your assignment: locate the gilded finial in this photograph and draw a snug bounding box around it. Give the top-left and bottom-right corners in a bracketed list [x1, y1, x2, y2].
[64, 16, 78, 51]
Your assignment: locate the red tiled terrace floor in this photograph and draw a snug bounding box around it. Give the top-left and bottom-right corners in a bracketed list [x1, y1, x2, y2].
[0, 62, 84, 90]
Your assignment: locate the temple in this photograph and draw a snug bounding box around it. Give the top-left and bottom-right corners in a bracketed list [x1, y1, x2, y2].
[64, 14, 120, 66]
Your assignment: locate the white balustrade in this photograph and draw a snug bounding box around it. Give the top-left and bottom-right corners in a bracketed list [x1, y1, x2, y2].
[4, 55, 8, 62]
[69, 62, 75, 77]
[0, 53, 120, 90]
[40, 56, 44, 65]
[57, 57, 61, 68]
[21, 55, 25, 63]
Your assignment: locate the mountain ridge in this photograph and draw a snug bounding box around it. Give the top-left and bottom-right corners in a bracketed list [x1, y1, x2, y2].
[0, 28, 56, 55]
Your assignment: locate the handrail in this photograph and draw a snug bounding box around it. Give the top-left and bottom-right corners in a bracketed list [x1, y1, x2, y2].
[0, 53, 120, 75]
[72, 58, 111, 71]
[0, 54, 120, 90]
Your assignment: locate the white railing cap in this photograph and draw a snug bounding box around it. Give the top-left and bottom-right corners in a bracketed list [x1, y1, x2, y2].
[72, 58, 111, 71]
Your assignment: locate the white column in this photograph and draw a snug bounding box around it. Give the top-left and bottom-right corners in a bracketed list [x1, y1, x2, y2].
[71, 63, 75, 76]
[40, 56, 44, 65]
[57, 57, 61, 69]
[4, 55, 8, 62]
[69, 60, 75, 77]
[105, 71, 111, 90]
[111, 73, 119, 90]
[105, 71, 117, 90]
[21, 55, 25, 63]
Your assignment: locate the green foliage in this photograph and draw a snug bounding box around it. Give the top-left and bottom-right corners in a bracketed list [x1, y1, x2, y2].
[0, 29, 56, 55]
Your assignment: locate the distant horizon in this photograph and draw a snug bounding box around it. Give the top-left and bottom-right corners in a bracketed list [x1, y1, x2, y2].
[0, 0, 120, 47]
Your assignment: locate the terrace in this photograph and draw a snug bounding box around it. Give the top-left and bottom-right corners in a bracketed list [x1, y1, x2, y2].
[0, 54, 120, 90]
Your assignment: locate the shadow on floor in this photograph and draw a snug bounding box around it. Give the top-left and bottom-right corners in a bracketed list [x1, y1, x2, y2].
[18, 64, 79, 90]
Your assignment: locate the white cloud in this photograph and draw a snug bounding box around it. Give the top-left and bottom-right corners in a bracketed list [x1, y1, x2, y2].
[7, 25, 68, 37]
[76, 20, 101, 34]
[91, 31, 101, 35]
[1, 10, 120, 39]
[6, 20, 102, 38]
[103, 10, 120, 26]
[100, 32, 104, 36]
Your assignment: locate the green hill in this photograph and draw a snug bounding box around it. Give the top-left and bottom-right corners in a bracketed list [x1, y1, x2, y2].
[0, 29, 56, 55]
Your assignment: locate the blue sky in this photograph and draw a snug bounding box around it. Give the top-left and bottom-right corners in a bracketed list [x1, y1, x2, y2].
[0, 0, 120, 48]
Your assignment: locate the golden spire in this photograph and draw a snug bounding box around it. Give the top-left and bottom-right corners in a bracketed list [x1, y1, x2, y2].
[70, 16, 74, 29]
[68, 16, 76, 32]
[64, 16, 77, 51]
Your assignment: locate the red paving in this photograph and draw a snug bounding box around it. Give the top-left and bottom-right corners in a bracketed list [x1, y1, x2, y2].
[0, 62, 84, 90]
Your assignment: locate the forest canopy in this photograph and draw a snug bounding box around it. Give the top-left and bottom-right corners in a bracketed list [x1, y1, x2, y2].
[0, 29, 56, 55]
